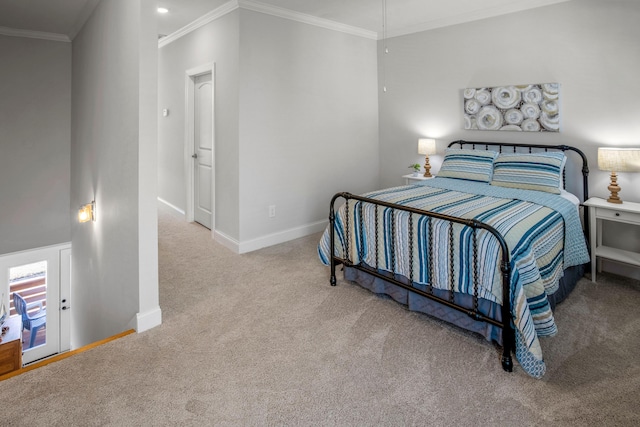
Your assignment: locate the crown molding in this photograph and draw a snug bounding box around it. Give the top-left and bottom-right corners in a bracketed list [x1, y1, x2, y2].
[0, 25, 70, 42]
[382, 0, 573, 39]
[158, 0, 377, 48]
[158, 0, 240, 48]
[238, 0, 377, 40]
[158, 0, 567, 47]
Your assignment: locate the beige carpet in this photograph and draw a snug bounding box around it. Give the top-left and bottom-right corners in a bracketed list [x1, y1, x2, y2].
[2, 204, 640, 426]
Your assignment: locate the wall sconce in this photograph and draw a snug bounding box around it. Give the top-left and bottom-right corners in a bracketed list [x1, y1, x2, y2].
[78, 201, 95, 223]
[597, 147, 640, 204]
[418, 138, 436, 177]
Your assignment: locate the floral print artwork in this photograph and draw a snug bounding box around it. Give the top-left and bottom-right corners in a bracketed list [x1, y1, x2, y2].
[463, 83, 560, 132]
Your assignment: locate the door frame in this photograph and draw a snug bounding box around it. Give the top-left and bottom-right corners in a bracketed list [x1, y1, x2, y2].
[184, 62, 215, 236]
[0, 242, 71, 364]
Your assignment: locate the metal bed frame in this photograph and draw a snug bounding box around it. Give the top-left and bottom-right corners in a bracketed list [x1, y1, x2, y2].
[328, 140, 589, 372]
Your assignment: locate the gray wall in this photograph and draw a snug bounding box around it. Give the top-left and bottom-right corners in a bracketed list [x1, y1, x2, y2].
[158, 10, 241, 239]
[0, 36, 71, 255]
[238, 10, 379, 242]
[137, 0, 161, 327]
[71, 0, 159, 347]
[378, 0, 640, 278]
[158, 9, 379, 247]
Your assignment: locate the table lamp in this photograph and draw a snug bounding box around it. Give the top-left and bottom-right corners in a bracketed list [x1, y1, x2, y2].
[597, 147, 640, 203]
[418, 138, 436, 177]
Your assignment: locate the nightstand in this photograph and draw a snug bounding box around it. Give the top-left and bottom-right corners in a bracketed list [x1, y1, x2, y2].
[403, 174, 434, 185]
[583, 197, 640, 282]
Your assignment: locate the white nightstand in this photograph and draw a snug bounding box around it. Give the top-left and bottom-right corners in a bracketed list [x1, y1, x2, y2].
[403, 174, 434, 185]
[583, 197, 640, 282]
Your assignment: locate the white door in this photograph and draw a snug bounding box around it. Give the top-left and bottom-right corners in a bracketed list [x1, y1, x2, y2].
[0, 244, 70, 365]
[193, 73, 213, 229]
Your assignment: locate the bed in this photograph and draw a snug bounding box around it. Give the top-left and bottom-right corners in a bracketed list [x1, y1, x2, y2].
[318, 140, 591, 378]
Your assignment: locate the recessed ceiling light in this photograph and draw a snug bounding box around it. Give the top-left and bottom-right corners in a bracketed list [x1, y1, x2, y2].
[158, 7, 169, 14]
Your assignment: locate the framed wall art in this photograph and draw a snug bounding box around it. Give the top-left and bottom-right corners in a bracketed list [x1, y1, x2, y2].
[463, 83, 560, 132]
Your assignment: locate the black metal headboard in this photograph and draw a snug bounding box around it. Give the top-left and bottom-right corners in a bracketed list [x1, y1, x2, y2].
[447, 140, 590, 203]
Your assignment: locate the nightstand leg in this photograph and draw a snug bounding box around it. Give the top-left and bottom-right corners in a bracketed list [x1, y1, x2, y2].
[596, 218, 603, 275]
[589, 206, 597, 282]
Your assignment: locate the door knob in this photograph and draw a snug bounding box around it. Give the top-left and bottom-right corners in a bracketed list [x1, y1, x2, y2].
[192, 153, 198, 159]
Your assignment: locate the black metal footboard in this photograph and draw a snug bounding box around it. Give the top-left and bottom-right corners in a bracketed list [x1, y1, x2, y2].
[328, 192, 515, 372]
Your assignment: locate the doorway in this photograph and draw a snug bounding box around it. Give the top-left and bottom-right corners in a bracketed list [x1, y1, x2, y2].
[0, 243, 71, 365]
[185, 63, 215, 231]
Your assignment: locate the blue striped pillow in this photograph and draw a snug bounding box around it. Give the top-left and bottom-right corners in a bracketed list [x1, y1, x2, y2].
[437, 148, 498, 182]
[491, 152, 565, 194]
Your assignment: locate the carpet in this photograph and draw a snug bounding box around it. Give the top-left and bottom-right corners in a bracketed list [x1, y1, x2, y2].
[2, 204, 639, 426]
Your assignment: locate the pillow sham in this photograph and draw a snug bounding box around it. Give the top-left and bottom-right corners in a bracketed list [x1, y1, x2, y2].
[558, 154, 567, 190]
[490, 152, 565, 194]
[437, 148, 498, 182]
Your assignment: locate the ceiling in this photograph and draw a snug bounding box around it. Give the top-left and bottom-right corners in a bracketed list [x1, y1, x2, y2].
[0, 0, 572, 41]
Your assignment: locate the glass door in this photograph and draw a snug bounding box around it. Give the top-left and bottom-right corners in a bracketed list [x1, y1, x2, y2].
[9, 261, 48, 351]
[1, 244, 68, 364]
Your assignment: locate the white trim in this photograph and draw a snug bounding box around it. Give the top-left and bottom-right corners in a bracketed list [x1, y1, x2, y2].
[213, 230, 241, 253]
[186, 63, 216, 78]
[238, 0, 377, 40]
[184, 63, 216, 228]
[0, 26, 70, 42]
[157, 197, 186, 216]
[184, 72, 195, 223]
[382, 0, 573, 39]
[135, 306, 162, 333]
[158, 1, 239, 48]
[238, 220, 328, 254]
[0, 242, 71, 260]
[58, 249, 73, 353]
[213, 219, 329, 254]
[157, 0, 571, 47]
[214, 220, 328, 254]
[59, 247, 72, 352]
[0, 242, 71, 364]
[157, 0, 377, 48]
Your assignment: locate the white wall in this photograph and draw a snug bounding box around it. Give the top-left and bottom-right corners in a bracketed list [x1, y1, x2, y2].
[158, 10, 241, 239]
[378, 0, 640, 278]
[137, 0, 161, 331]
[71, 0, 160, 347]
[238, 10, 379, 246]
[158, 8, 379, 251]
[0, 36, 71, 255]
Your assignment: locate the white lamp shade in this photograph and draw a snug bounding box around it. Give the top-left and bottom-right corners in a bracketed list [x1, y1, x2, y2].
[418, 138, 436, 155]
[598, 147, 640, 172]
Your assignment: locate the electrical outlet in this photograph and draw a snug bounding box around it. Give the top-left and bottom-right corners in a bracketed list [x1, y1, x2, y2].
[268, 205, 276, 218]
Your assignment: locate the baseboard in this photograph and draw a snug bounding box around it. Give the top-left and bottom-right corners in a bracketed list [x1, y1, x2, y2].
[213, 230, 240, 253]
[0, 329, 135, 382]
[157, 197, 185, 216]
[213, 220, 327, 254]
[238, 220, 328, 254]
[135, 307, 162, 333]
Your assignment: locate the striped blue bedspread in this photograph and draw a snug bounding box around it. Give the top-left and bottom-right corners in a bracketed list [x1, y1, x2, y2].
[318, 177, 589, 378]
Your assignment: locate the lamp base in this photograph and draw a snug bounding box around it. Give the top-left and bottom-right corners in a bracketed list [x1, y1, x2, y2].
[423, 155, 432, 178]
[606, 171, 622, 204]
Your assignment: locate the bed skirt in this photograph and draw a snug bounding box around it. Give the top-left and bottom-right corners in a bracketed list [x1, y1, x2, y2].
[343, 263, 586, 347]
